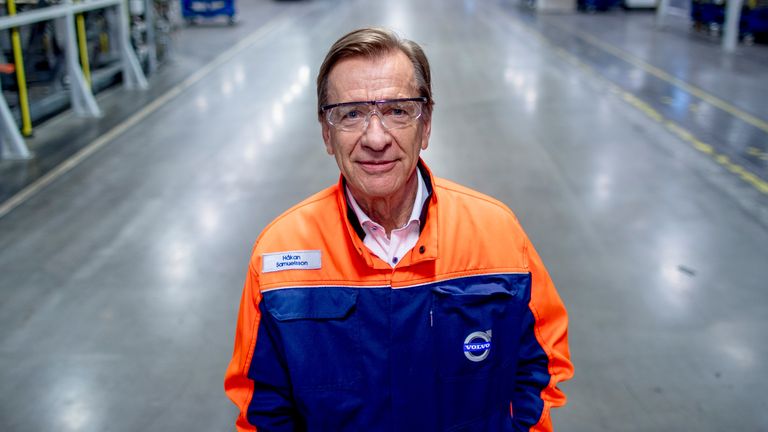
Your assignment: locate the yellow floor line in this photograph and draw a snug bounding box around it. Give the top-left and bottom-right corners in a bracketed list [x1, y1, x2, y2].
[546, 19, 768, 134]
[501, 11, 768, 196]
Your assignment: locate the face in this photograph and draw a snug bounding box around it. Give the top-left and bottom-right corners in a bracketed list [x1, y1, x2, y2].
[321, 51, 431, 204]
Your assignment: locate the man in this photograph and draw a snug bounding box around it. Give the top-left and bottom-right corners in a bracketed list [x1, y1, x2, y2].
[225, 28, 573, 431]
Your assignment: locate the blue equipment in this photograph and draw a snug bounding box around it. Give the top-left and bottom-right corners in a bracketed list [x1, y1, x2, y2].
[578, 0, 622, 11]
[690, 0, 768, 41]
[181, 0, 236, 24]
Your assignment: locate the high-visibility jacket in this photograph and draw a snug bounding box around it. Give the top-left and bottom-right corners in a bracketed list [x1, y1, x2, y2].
[225, 161, 573, 431]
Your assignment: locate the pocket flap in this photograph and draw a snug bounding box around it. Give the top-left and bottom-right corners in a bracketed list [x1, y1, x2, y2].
[431, 274, 529, 303]
[264, 288, 358, 321]
[432, 283, 517, 297]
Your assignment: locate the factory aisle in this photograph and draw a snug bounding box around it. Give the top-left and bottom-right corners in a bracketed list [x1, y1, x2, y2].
[1, 0, 767, 431]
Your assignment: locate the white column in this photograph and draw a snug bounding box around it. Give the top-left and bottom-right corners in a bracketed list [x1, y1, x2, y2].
[723, 0, 744, 52]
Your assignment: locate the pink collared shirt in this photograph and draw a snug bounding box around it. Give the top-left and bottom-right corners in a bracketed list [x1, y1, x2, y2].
[345, 171, 429, 267]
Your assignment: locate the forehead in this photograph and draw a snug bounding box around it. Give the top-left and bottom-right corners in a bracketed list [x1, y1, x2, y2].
[326, 51, 417, 102]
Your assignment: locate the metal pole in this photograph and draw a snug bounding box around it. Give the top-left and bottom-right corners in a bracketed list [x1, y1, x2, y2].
[0, 83, 31, 159]
[118, 0, 148, 89]
[144, 0, 157, 74]
[62, 0, 101, 116]
[75, 8, 92, 87]
[6, 0, 33, 137]
[0, 0, 126, 30]
[723, 0, 744, 51]
[656, 0, 671, 27]
[105, 7, 121, 59]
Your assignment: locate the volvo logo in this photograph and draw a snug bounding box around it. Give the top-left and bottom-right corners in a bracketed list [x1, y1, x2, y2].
[463, 329, 492, 362]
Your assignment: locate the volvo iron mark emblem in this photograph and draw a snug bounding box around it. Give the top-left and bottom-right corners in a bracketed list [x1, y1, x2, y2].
[463, 329, 492, 362]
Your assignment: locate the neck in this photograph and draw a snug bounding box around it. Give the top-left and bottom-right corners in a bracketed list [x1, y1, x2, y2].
[350, 170, 419, 237]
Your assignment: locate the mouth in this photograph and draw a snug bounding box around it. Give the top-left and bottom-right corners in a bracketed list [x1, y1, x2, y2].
[357, 160, 397, 174]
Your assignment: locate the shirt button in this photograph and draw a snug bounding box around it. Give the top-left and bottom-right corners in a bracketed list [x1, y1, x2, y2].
[392, 257, 398, 264]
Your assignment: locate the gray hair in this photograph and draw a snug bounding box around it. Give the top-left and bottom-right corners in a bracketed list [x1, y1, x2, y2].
[316, 27, 434, 120]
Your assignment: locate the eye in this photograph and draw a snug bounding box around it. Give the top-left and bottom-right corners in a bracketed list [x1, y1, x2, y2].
[383, 105, 409, 117]
[335, 105, 367, 123]
[343, 110, 361, 119]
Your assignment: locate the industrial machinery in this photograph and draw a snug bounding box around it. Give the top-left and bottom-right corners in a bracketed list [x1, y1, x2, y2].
[0, 0, 177, 158]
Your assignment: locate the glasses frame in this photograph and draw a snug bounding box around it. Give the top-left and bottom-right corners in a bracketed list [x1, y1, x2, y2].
[321, 97, 428, 132]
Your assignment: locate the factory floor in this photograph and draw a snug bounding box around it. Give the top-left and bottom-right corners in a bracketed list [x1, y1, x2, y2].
[1, 0, 767, 431]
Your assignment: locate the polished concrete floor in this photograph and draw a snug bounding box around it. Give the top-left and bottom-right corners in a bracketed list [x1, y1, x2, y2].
[1, 0, 768, 431]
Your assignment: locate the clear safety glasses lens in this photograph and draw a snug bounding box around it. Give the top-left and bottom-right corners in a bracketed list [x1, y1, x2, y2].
[325, 99, 425, 132]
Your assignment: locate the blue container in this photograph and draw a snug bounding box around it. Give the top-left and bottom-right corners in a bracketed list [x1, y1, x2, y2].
[745, 6, 768, 34]
[578, 0, 622, 11]
[181, 0, 236, 22]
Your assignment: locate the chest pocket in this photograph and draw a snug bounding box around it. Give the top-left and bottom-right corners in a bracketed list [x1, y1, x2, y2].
[431, 278, 525, 379]
[264, 287, 362, 390]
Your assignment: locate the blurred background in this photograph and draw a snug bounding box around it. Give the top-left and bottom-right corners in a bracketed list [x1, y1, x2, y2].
[0, 0, 766, 430]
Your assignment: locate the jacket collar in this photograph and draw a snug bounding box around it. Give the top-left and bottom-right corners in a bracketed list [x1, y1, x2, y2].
[336, 159, 438, 268]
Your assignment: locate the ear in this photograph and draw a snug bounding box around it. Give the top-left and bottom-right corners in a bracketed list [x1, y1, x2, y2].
[321, 122, 335, 155]
[420, 115, 432, 151]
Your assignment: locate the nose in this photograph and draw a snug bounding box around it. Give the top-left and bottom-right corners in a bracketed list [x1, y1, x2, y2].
[361, 111, 391, 151]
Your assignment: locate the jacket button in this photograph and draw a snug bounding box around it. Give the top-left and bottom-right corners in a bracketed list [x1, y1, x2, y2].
[419, 245, 425, 254]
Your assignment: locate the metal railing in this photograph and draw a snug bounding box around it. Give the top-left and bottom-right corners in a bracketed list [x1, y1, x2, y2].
[0, 0, 148, 159]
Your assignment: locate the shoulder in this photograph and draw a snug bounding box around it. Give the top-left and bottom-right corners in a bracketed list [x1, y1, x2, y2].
[432, 177, 530, 270]
[434, 177, 521, 226]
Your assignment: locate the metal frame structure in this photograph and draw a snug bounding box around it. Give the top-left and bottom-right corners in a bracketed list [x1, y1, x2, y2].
[0, 0, 148, 159]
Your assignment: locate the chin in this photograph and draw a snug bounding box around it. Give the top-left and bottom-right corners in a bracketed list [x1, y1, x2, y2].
[358, 178, 402, 199]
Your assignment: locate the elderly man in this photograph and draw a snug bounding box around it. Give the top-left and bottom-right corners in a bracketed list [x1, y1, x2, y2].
[225, 28, 573, 431]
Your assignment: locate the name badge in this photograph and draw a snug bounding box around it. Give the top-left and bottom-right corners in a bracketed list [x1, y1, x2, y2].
[262, 250, 322, 273]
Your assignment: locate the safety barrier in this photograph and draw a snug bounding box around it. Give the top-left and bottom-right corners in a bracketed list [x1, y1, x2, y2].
[0, 0, 148, 159]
